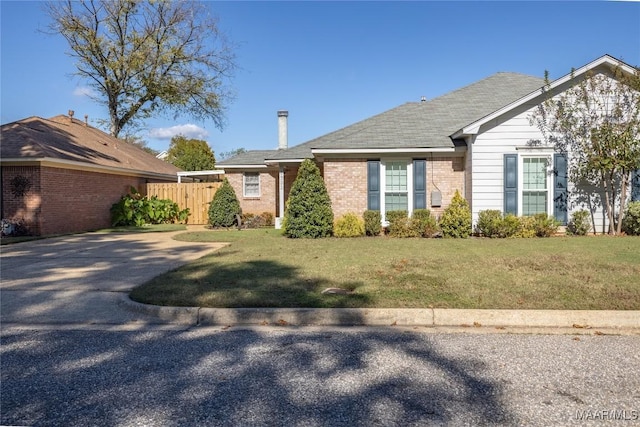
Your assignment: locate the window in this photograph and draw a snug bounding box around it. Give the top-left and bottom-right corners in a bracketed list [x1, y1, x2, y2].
[243, 172, 260, 197]
[384, 161, 408, 212]
[521, 157, 549, 216]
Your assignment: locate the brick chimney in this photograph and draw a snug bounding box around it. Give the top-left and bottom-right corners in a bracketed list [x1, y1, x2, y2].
[278, 110, 288, 150]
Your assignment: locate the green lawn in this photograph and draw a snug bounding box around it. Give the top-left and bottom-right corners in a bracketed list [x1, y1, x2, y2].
[130, 229, 640, 310]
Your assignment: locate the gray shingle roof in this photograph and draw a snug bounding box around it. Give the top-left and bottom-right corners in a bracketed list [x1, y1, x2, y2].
[217, 149, 279, 166]
[217, 72, 544, 166]
[268, 72, 544, 160]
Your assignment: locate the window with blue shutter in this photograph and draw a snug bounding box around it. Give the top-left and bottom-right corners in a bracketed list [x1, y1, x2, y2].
[554, 153, 568, 224]
[413, 159, 426, 210]
[367, 160, 380, 210]
[504, 154, 518, 215]
[632, 169, 640, 202]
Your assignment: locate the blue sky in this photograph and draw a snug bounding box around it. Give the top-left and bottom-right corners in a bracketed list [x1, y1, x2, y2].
[1, 1, 639, 156]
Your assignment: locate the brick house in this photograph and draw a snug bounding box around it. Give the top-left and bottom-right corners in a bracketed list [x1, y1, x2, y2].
[1, 113, 181, 236]
[218, 55, 639, 233]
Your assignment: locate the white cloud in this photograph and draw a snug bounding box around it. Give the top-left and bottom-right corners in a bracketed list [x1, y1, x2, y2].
[73, 86, 96, 97]
[148, 124, 209, 140]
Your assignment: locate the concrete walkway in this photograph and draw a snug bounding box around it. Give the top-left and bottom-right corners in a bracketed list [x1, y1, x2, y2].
[2, 229, 639, 334]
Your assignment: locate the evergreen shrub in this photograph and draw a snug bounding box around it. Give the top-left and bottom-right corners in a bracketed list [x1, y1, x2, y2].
[208, 178, 241, 228]
[283, 159, 334, 238]
[363, 210, 382, 236]
[411, 209, 439, 237]
[439, 190, 472, 238]
[334, 213, 365, 237]
[533, 213, 560, 237]
[622, 201, 640, 235]
[567, 210, 592, 236]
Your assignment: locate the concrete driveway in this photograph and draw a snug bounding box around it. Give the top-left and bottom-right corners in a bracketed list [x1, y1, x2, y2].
[0, 230, 226, 326]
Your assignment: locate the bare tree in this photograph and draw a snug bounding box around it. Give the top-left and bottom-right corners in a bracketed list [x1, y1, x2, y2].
[47, 0, 236, 138]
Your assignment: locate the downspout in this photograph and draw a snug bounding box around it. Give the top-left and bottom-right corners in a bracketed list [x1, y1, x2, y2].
[277, 166, 285, 229]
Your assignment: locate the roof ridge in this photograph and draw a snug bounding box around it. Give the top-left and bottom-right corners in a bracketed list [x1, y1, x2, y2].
[424, 71, 543, 105]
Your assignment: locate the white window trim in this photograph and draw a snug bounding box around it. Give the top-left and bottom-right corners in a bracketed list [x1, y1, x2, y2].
[380, 158, 414, 224]
[518, 153, 553, 216]
[243, 172, 261, 198]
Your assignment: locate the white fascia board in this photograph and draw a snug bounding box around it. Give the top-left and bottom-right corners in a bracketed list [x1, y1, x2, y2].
[264, 158, 307, 165]
[1, 157, 178, 181]
[177, 170, 225, 177]
[311, 147, 457, 155]
[456, 55, 636, 138]
[217, 164, 268, 169]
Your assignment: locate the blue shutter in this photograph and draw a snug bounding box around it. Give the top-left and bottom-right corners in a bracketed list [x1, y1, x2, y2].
[554, 153, 568, 225]
[367, 160, 380, 211]
[632, 169, 640, 202]
[504, 154, 518, 215]
[413, 159, 426, 210]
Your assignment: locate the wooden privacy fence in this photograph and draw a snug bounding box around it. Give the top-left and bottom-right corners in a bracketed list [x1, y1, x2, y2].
[147, 182, 222, 225]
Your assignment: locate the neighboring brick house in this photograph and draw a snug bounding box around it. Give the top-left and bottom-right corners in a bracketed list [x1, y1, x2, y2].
[1, 113, 181, 236]
[217, 55, 640, 233]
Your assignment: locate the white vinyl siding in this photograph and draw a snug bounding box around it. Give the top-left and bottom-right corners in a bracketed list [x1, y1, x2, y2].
[243, 172, 260, 197]
[471, 103, 610, 232]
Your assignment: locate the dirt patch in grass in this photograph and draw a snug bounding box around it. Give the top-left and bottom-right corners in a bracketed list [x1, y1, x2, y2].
[130, 230, 640, 310]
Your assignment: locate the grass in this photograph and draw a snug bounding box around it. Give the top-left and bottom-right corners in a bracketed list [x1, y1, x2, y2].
[130, 229, 640, 310]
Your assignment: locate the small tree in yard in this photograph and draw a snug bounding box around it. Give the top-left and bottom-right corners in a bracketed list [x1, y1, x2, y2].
[530, 63, 640, 234]
[283, 159, 334, 238]
[208, 178, 241, 228]
[439, 190, 472, 238]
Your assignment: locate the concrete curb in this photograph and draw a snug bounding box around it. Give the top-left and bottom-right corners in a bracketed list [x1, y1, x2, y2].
[120, 296, 640, 331]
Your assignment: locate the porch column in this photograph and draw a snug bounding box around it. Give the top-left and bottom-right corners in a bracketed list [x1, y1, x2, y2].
[276, 166, 285, 229]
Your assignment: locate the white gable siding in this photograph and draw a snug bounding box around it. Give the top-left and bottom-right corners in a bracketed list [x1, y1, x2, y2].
[471, 107, 540, 220]
[470, 105, 613, 233]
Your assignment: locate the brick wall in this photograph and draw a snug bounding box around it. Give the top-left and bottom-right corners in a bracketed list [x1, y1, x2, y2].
[428, 156, 466, 218]
[320, 156, 466, 219]
[323, 159, 368, 218]
[226, 170, 278, 216]
[2, 165, 174, 236]
[1, 166, 42, 235]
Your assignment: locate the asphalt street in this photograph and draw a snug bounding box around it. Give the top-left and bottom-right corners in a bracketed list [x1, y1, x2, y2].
[2, 325, 639, 426]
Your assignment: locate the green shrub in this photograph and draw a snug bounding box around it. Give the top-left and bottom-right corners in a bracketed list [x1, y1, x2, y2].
[208, 178, 242, 228]
[533, 213, 559, 237]
[363, 210, 382, 236]
[476, 210, 504, 238]
[411, 209, 439, 237]
[334, 213, 365, 237]
[622, 201, 640, 236]
[567, 210, 592, 236]
[388, 217, 420, 238]
[283, 159, 334, 238]
[386, 210, 408, 225]
[110, 187, 189, 227]
[514, 216, 536, 238]
[439, 190, 472, 238]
